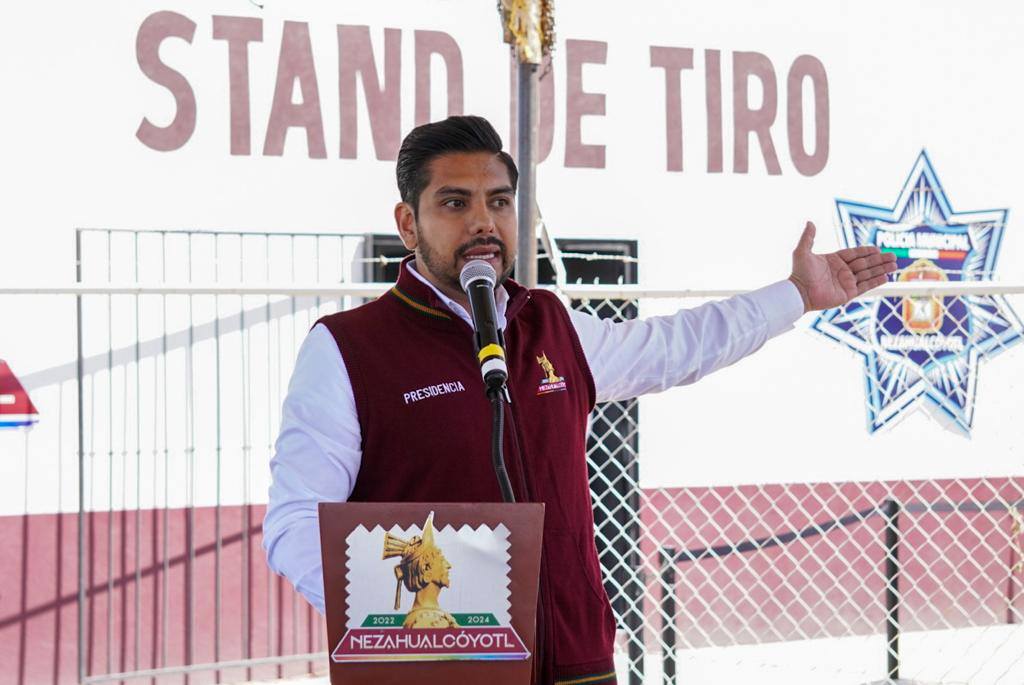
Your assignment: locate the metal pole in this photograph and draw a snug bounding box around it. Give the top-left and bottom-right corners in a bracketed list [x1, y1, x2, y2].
[213, 239, 223, 678]
[884, 499, 901, 681]
[516, 60, 539, 288]
[626, 455, 645, 685]
[104, 231, 114, 679]
[76, 228, 87, 685]
[661, 546, 678, 685]
[133, 233, 142, 677]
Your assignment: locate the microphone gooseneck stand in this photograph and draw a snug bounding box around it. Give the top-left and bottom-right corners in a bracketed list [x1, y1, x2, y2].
[487, 385, 516, 503]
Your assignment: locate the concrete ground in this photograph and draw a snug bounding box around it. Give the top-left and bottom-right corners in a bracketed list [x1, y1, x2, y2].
[247, 625, 1024, 684]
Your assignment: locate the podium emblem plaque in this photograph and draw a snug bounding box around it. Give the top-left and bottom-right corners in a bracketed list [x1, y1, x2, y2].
[319, 502, 544, 685]
[331, 511, 530, 662]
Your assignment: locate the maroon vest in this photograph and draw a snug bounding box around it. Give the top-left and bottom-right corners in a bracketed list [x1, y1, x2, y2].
[317, 259, 617, 684]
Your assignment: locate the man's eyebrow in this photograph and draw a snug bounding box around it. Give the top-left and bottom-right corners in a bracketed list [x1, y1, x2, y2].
[432, 185, 515, 197]
[433, 185, 472, 197]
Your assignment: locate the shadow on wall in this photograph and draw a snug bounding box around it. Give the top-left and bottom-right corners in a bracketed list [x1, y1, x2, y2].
[19, 297, 327, 393]
[0, 506, 323, 685]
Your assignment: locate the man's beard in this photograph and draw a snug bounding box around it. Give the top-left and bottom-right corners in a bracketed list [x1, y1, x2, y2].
[415, 226, 515, 292]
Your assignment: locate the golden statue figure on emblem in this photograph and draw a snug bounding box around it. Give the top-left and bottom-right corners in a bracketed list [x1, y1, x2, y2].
[382, 512, 457, 629]
[536, 352, 561, 384]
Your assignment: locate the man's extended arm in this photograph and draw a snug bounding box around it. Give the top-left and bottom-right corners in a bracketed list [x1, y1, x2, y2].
[568, 281, 804, 403]
[568, 221, 896, 403]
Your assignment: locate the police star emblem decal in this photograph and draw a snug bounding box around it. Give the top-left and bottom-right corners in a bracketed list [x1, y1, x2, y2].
[812, 151, 1024, 435]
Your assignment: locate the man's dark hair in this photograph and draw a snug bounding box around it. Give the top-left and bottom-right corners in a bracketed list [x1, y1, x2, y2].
[396, 115, 519, 216]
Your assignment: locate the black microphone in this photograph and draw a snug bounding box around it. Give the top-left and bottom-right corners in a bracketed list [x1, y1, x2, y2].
[459, 260, 508, 393]
[460, 259, 516, 503]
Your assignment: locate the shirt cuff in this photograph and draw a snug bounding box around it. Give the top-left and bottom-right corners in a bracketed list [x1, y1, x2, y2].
[748, 279, 806, 338]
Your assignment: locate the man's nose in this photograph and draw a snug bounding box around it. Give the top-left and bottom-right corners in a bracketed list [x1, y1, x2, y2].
[467, 202, 498, 235]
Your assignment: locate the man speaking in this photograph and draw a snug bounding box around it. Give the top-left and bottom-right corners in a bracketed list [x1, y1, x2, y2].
[263, 115, 895, 684]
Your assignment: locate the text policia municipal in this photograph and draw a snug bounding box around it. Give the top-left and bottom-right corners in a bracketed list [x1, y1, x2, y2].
[135, 12, 830, 176]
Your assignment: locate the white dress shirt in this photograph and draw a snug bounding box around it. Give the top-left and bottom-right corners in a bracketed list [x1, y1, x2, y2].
[263, 261, 804, 613]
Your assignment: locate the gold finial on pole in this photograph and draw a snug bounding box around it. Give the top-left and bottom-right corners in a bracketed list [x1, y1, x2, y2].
[498, 0, 555, 65]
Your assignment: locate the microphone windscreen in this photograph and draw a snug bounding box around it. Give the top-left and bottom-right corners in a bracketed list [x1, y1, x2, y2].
[459, 260, 497, 292]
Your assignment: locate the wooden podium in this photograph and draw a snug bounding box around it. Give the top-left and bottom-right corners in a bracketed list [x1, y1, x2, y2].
[319, 502, 545, 685]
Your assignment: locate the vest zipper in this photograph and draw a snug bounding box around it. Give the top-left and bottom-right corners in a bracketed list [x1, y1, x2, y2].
[503, 388, 533, 500]
[504, 353, 552, 683]
[499, 323, 532, 501]
[504, 386, 549, 683]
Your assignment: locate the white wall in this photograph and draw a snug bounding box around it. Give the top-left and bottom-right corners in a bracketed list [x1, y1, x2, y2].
[1, 0, 1022, 514]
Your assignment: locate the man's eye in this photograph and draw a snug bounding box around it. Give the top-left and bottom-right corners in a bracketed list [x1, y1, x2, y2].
[493, 198, 510, 208]
[444, 199, 465, 208]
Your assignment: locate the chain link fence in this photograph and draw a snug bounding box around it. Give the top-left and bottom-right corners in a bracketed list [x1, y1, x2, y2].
[572, 279, 1024, 685]
[4, 229, 1023, 684]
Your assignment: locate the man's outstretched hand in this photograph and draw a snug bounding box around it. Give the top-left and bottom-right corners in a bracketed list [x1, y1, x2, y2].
[788, 221, 898, 313]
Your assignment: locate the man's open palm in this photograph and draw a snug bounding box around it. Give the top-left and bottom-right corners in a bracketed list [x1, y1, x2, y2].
[788, 221, 898, 312]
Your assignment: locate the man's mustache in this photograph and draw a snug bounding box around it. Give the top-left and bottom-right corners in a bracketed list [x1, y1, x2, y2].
[456, 238, 507, 259]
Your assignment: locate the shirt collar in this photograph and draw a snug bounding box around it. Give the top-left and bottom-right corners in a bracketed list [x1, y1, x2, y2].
[406, 259, 509, 330]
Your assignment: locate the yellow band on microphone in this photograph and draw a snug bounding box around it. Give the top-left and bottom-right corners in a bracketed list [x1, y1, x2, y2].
[478, 343, 505, 362]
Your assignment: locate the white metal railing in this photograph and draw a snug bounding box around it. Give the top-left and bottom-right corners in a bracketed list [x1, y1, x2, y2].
[4, 281, 1024, 297]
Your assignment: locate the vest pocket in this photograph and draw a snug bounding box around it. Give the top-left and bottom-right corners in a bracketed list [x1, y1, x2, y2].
[545, 530, 617, 666]
[575, 530, 613, 605]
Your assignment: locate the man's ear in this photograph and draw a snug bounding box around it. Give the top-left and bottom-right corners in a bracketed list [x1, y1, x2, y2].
[394, 202, 417, 250]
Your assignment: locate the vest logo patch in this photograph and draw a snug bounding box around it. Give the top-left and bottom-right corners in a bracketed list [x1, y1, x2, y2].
[403, 380, 466, 405]
[535, 352, 567, 396]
